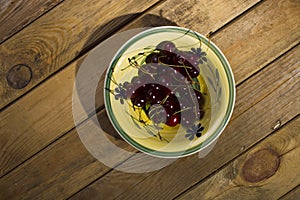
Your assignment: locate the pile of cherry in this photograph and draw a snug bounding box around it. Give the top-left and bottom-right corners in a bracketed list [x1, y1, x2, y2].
[122, 41, 205, 128]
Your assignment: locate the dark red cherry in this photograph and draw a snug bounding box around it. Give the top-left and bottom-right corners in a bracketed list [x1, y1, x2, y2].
[171, 68, 187, 83]
[164, 97, 180, 112]
[173, 50, 188, 65]
[173, 51, 200, 79]
[156, 41, 176, 52]
[166, 114, 180, 127]
[196, 109, 205, 120]
[150, 83, 171, 96]
[138, 64, 157, 76]
[146, 88, 164, 104]
[158, 51, 175, 65]
[187, 66, 200, 78]
[145, 53, 160, 63]
[132, 96, 146, 107]
[193, 89, 205, 108]
[176, 67, 190, 80]
[130, 85, 146, 100]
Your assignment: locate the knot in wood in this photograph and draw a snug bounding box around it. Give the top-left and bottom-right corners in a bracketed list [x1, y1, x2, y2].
[6, 64, 32, 89]
[241, 148, 280, 183]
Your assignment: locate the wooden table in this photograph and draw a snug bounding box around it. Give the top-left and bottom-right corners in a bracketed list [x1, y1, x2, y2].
[0, 0, 299, 199]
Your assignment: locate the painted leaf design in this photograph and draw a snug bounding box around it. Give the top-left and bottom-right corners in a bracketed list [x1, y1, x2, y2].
[215, 68, 220, 86]
[207, 64, 214, 77]
[207, 76, 216, 92]
[144, 126, 156, 137]
[130, 115, 142, 129]
[218, 87, 222, 101]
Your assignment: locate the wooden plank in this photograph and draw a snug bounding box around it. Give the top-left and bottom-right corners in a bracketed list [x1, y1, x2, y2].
[71, 0, 300, 197]
[125, 0, 262, 35]
[177, 117, 300, 200]
[71, 44, 300, 199]
[280, 185, 300, 200]
[212, 0, 300, 85]
[0, 0, 262, 178]
[111, 52, 300, 200]
[125, 0, 300, 86]
[1, 46, 299, 200]
[0, 0, 64, 43]
[0, 0, 160, 177]
[0, 62, 77, 177]
[0, 110, 136, 199]
[0, 0, 160, 109]
[1, 0, 298, 197]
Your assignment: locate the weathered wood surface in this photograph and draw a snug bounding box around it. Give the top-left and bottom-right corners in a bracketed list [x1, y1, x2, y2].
[280, 185, 300, 200]
[0, 0, 263, 178]
[0, 110, 136, 199]
[0, 0, 64, 43]
[178, 117, 300, 200]
[0, 0, 160, 109]
[212, 0, 300, 85]
[126, 0, 300, 85]
[0, 0, 160, 177]
[114, 63, 299, 200]
[1, 38, 297, 200]
[125, 0, 262, 34]
[0, 0, 299, 199]
[73, 44, 300, 200]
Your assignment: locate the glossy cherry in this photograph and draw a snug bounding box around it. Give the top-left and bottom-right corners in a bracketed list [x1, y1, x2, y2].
[166, 114, 180, 127]
[156, 41, 176, 52]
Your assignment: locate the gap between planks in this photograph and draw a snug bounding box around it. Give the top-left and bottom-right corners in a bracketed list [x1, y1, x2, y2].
[0, 0, 164, 178]
[174, 114, 300, 199]
[72, 42, 297, 198]
[70, 42, 300, 198]
[1, 0, 298, 198]
[279, 184, 300, 200]
[0, 0, 267, 178]
[112, 66, 299, 199]
[59, 0, 297, 197]
[0, 0, 65, 44]
[0, 0, 164, 113]
[0, 0, 162, 110]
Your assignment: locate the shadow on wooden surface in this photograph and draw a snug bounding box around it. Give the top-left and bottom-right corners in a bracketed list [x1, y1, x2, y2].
[78, 14, 178, 60]
[74, 14, 177, 141]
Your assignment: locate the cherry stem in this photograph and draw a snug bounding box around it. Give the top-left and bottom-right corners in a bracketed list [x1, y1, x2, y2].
[173, 107, 192, 115]
[121, 49, 158, 71]
[182, 64, 194, 82]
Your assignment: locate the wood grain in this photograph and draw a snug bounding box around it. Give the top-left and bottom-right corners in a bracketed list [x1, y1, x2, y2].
[0, 0, 160, 109]
[126, 0, 300, 85]
[4, 0, 296, 196]
[0, 0, 64, 44]
[212, 0, 300, 85]
[125, 0, 262, 35]
[72, 44, 300, 200]
[0, 0, 263, 178]
[0, 28, 145, 177]
[280, 185, 300, 200]
[1, 45, 298, 200]
[0, 61, 77, 177]
[0, 110, 136, 199]
[178, 117, 300, 200]
[72, 0, 300, 197]
[112, 55, 299, 200]
[0, 1, 162, 177]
